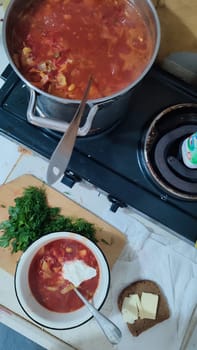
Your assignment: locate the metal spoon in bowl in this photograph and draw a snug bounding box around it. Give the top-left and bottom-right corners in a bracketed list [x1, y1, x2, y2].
[62, 260, 122, 345]
[46, 77, 92, 185]
[73, 286, 122, 345]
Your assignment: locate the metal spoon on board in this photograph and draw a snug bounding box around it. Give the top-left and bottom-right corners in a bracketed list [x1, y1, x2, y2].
[46, 77, 92, 185]
[74, 286, 122, 345]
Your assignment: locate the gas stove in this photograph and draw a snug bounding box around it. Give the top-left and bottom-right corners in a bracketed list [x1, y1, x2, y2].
[0, 65, 197, 242]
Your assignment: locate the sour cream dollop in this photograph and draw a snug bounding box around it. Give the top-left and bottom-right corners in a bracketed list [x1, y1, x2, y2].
[62, 259, 97, 287]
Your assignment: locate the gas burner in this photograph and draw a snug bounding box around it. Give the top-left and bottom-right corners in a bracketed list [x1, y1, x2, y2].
[143, 103, 197, 200]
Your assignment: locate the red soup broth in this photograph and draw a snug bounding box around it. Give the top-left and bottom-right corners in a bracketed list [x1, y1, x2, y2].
[11, 0, 154, 100]
[28, 238, 100, 313]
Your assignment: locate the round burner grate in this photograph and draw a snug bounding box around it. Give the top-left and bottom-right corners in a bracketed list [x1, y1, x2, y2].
[142, 103, 197, 200]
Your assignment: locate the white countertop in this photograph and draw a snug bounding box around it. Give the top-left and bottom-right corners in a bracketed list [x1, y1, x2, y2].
[0, 6, 197, 350]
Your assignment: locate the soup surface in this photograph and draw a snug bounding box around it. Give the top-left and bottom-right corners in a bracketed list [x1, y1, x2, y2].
[28, 238, 100, 313]
[11, 0, 154, 99]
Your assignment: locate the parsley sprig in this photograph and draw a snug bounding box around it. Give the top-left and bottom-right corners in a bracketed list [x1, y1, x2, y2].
[0, 186, 97, 253]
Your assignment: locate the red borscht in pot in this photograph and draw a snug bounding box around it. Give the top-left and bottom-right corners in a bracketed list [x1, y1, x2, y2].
[10, 0, 155, 100]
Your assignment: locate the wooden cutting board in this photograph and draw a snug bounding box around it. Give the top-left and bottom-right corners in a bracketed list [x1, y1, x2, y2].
[0, 175, 126, 275]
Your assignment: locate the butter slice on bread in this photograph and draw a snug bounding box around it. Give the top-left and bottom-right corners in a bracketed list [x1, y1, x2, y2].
[118, 280, 170, 336]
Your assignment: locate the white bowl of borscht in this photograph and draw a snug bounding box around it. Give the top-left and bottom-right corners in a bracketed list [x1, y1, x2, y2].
[14, 231, 110, 329]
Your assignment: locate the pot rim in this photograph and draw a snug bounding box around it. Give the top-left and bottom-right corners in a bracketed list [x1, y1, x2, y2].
[3, 0, 161, 105]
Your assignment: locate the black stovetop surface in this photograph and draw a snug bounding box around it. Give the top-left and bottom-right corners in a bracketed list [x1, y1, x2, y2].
[0, 65, 197, 243]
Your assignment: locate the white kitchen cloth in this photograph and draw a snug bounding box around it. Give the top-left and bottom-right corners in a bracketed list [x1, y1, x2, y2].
[110, 237, 197, 350]
[102, 208, 150, 254]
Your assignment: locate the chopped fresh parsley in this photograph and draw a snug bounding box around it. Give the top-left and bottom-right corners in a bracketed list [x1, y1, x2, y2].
[0, 186, 97, 253]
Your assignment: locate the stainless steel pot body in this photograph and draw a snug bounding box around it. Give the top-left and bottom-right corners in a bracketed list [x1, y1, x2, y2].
[3, 0, 160, 136]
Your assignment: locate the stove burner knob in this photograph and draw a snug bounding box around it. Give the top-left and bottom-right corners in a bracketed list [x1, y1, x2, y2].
[61, 170, 81, 188]
[107, 195, 127, 212]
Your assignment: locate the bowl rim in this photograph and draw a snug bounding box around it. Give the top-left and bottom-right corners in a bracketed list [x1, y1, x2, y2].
[14, 231, 110, 330]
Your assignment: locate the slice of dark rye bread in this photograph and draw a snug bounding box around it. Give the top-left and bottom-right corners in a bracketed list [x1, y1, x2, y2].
[118, 279, 170, 336]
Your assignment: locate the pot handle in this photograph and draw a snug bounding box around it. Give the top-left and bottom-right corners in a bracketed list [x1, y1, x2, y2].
[27, 88, 99, 136]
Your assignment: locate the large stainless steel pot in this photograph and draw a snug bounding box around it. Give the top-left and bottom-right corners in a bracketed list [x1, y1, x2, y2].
[3, 0, 160, 136]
